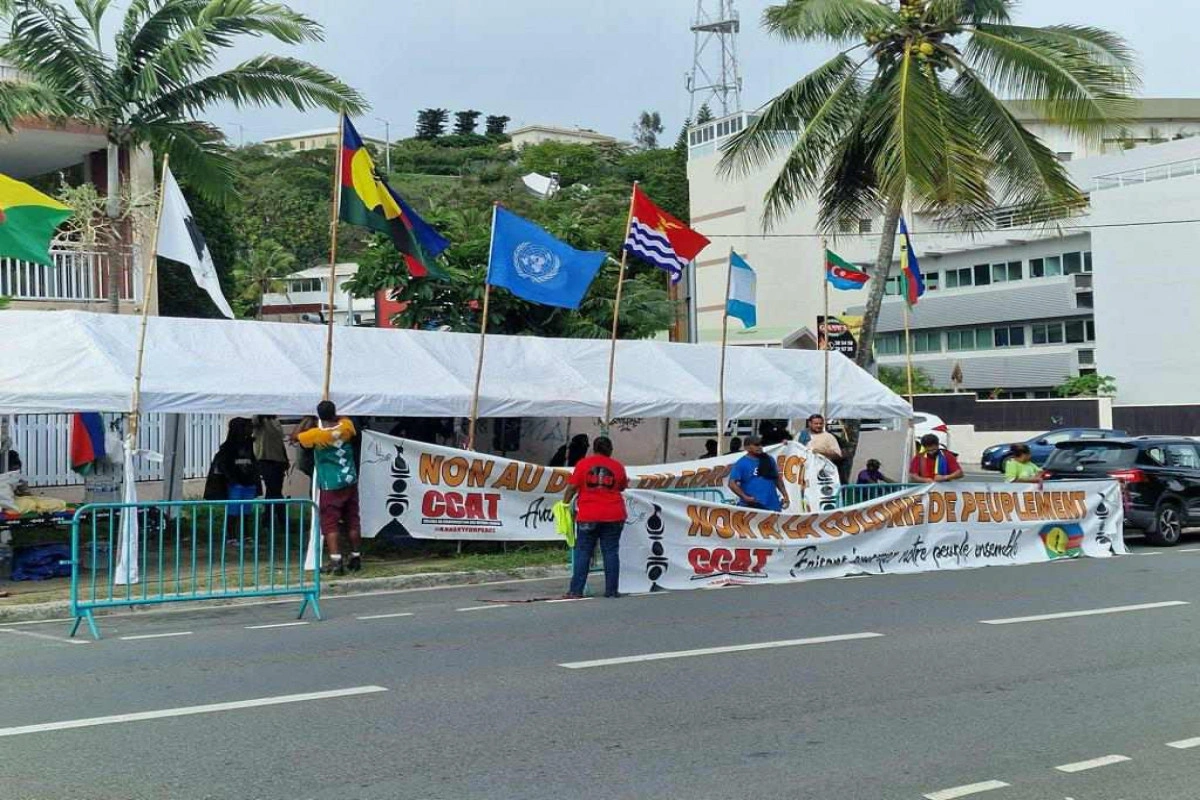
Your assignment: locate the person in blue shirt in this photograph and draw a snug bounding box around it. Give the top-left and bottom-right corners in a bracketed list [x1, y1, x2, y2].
[728, 436, 789, 512]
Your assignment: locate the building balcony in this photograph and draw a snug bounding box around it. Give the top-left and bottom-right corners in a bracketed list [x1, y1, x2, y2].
[0, 248, 138, 304]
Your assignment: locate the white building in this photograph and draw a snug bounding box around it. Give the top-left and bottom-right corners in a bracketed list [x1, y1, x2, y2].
[261, 127, 387, 152]
[508, 124, 617, 149]
[686, 100, 1200, 407]
[259, 263, 375, 326]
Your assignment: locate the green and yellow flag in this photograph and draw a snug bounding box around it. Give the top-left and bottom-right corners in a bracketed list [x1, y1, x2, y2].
[0, 174, 71, 266]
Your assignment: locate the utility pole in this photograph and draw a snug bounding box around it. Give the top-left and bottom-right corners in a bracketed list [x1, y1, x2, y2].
[375, 117, 391, 175]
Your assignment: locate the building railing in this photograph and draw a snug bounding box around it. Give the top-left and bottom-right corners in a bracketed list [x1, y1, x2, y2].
[0, 248, 137, 303]
[1093, 156, 1200, 191]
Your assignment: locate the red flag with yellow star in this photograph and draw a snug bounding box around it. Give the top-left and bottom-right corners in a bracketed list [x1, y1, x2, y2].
[623, 185, 710, 283]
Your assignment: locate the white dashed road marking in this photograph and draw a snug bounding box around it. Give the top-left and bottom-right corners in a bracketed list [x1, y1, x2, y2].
[119, 632, 193, 641]
[559, 632, 884, 669]
[456, 605, 509, 612]
[0, 628, 90, 645]
[1167, 737, 1200, 749]
[355, 612, 415, 621]
[980, 601, 1188, 626]
[244, 622, 309, 630]
[1054, 754, 1131, 773]
[923, 780, 1010, 800]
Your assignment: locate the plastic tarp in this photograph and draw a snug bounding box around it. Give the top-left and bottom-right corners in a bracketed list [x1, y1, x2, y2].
[0, 311, 912, 420]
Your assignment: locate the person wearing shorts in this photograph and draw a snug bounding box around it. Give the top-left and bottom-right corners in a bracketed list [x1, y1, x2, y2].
[295, 400, 361, 576]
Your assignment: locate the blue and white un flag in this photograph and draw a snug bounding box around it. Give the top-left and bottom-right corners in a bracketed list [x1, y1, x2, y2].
[487, 207, 606, 309]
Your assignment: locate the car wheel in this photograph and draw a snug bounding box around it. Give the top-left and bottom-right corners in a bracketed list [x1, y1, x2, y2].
[1148, 502, 1184, 547]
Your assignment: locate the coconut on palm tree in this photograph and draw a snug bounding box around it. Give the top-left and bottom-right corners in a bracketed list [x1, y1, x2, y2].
[0, 0, 367, 311]
[720, 0, 1138, 374]
[234, 239, 294, 319]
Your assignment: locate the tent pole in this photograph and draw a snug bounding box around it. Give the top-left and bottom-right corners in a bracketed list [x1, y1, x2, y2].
[821, 237, 830, 420]
[129, 152, 170, 444]
[603, 181, 638, 430]
[322, 112, 346, 401]
[717, 247, 733, 456]
[467, 204, 499, 451]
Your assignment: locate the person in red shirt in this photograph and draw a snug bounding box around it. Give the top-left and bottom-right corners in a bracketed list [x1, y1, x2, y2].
[562, 436, 628, 599]
[909, 433, 965, 483]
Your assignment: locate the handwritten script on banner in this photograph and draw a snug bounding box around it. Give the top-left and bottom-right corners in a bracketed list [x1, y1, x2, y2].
[619, 482, 1125, 592]
[359, 432, 839, 542]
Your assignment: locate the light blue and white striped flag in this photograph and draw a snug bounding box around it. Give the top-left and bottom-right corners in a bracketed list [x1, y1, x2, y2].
[727, 251, 757, 329]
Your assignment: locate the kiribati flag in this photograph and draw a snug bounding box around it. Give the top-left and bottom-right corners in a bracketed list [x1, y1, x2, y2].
[826, 249, 870, 291]
[623, 186, 710, 283]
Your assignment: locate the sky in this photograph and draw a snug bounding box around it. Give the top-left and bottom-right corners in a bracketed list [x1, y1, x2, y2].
[214, 0, 1199, 145]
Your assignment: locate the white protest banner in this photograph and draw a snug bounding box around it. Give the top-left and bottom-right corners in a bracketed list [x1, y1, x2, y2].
[359, 431, 839, 541]
[618, 481, 1125, 592]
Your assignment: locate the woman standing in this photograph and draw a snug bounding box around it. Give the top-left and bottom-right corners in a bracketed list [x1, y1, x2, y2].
[253, 415, 290, 509]
[1004, 443, 1042, 483]
[208, 418, 260, 524]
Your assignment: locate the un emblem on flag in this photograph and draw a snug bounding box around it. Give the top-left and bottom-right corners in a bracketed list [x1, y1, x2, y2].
[513, 242, 561, 284]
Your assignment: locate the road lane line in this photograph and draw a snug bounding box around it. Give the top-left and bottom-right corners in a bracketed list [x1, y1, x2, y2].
[355, 612, 414, 621]
[456, 605, 509, 612]
[1135, 552, 1165, 556]
[924, 780, 1010, 800]
[0, 629, 90, 645]
[544, 598, 594, 604]
[1055, 754, 1130, 773]
[1167, 737, 1200, 749]
[244, 622, 309, 630]
[559, 632, 884, 669]
[1178, 548, 1200, 553]
[980, 601, 1188, 626]
[119, 632, 193, 641]
[0, 685, 388, 738]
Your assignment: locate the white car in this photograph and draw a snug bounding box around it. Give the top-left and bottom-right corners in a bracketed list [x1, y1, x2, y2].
[913, 413, 951, 449]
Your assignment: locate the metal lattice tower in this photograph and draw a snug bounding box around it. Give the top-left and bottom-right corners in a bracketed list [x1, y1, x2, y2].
[686, 0, 743, 120]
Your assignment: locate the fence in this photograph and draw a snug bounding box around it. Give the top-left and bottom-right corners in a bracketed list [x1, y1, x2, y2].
[69, 498, 320, 639]
[9, 413, 223, 487]
[839, 483, 920, 508]
[0, 248, 136, 302]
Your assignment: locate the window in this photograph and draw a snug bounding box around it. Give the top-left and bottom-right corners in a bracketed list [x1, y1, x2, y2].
[839, 219, 855, 234]
[884, 276, 902, 296]
[975, 328, 993, 350]
[991, 261, 1023, 283]
[1064, 252, 1083, 275]
[1033, 390, 1054, 399]
[973, 264, 991, 286]
[291, 278, 321, 293]
[925, 272, 940, 291]
[1164, 444, 1200, 469]
[1030, 258, 1044, 278]
[875, 334, 902, 356]
[1065, 320, 1087, 343]
[858, 218, 873, 234]
[994, 325, 1025, 348]
[947, 329, 970, 351]
[1056, 151, 1074, 162]
[1084, 251, 1093, 273]
[1033, 322, 1066, 345]
[1079, 349, 1095, 365]
[1076, 291, 1094, 309]
[1087, 320, 1095, 340]
[1045, 255, 1062, 276]
[913, 331, 941, 353]
[945, 267, 973, 289]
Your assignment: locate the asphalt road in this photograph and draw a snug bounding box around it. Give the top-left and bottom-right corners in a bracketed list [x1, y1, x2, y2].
[5, 537, 1200, 800]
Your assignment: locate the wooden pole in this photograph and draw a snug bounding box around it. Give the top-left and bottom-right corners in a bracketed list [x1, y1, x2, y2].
[321, 113, 346, 401]
[717, 248, 733, 456]
[901, 188, 916, 407]
[128, 152, 171, 444]
[466, 203, 499, 451]
[603, 181, 639, 428]
[821, 238, 830, 420]
[902, 297, 915, 405]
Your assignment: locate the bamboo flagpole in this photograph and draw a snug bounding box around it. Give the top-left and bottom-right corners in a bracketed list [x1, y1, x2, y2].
[602, 181, 639, 428]
[821, 238, 831, 419]
[466, 203, 500, 451]
[901, 190, 916, 407]
[321, 113, 346, 401]
[128, 152, 171, 443]
[716, 247, 734, 456]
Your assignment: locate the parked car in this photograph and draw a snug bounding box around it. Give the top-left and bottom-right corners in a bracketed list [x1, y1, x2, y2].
[980, 428, 1127, 471]
[1041, 437, 1200, 546]
[858, 414, 951, 448]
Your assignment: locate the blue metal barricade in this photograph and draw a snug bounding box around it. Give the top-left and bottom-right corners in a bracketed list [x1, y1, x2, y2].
[69, 498, 320, 639]
[660, 487, 732, 504]
[838, 483, 920, 507]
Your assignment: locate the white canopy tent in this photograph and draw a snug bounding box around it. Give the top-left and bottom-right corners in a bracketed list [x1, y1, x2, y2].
[0, 311, 912, 420]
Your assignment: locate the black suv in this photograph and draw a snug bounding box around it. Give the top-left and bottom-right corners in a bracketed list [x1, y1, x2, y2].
[1041, 437, 1200, 546]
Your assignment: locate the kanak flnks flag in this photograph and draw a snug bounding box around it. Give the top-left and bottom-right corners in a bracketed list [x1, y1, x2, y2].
[157, 166, 235, 318]
[340, 116, 449, 279]
[488, 207, 605, 309]
[0, 173, 71, 266]
[726, 251, 756, 329]
[899, 216, 926, 306]
[825, 249, 870, 290]
[623, 186, 709, 283]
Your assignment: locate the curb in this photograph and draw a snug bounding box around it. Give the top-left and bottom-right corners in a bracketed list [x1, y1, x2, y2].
[0, 564, 571, 625]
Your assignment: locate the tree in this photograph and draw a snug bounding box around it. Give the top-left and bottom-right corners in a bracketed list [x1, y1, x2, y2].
[719, 1, 1136, 377]
[485, 115, 511, 136]
[0, 0, 365, 313]
[416, 108, 449, 139]
[877, 365, 939, 395]
[454, 110, 482, 136]
[695, 104, 715, 125]
[1056, 373, 1116, 397]
[234, 240, 295, 319]
[632, 110, 664, 150]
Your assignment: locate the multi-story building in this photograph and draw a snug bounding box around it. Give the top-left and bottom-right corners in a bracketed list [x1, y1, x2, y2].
[261, 127, 387, 152]
[507, 124, 617, 149]
[685, 99, 1200, 405]
[259, 263, 375, 326]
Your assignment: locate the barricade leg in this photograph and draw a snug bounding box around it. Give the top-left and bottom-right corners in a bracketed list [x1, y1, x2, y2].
[298, 591, 321, 621]
[70, 609, 100, 641]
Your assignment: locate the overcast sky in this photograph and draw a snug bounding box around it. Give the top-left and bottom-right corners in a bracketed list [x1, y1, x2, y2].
[217, 0, 1197, 145]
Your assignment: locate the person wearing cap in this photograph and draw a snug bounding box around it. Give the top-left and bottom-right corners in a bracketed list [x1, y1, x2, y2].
[855, 459, 892, 485]
[909, 433, 964, 483]
[729, 436, 789, 512]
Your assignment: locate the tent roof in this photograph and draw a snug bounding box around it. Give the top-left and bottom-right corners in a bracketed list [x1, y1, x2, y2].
[0, 311, 912, 420]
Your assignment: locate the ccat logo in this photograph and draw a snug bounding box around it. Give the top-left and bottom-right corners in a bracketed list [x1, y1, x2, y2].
[688, 547, 772, 579]
[421, 490, 501, 524]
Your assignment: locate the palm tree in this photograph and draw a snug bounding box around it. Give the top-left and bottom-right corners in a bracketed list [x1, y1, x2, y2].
[720, 0, 1137, 373]
[0, 0, 367, 312]
[234, 239, 294, 319]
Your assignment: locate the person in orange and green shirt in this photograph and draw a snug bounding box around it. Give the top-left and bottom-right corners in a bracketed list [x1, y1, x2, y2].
[294, 400, 361, 576]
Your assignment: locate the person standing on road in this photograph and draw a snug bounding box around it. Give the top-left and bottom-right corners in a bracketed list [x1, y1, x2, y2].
[909, 433, 964, 483]
[294, 401, 362, 576]
[729, 436, 789, 512]
[563, 436, 628, 599]
[1004, 443, 1041, 483]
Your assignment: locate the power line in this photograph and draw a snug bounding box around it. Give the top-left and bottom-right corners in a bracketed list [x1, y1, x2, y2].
[698, 217, 1200, 238]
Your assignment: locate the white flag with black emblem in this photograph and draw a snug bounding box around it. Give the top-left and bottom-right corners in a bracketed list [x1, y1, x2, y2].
[156, 167, 235, 318]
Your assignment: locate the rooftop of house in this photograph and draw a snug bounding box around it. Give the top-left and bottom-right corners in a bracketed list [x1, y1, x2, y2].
[508, 124, 617, 141]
